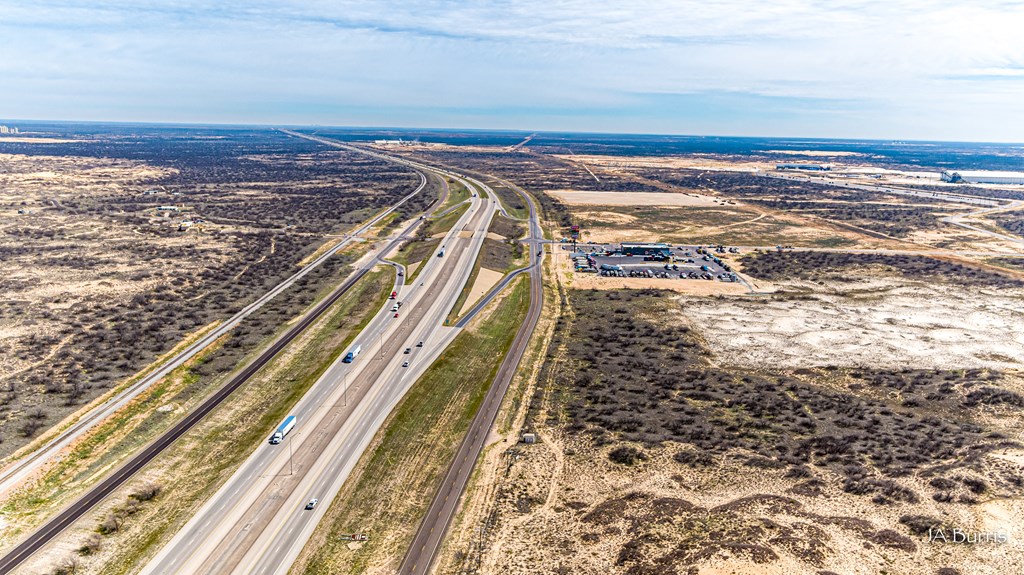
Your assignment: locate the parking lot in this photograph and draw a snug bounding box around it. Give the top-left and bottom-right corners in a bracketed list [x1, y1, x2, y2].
[561, 242, 740, 282]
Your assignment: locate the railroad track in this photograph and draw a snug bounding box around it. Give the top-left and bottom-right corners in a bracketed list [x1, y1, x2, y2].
[0, 141, 435, 575]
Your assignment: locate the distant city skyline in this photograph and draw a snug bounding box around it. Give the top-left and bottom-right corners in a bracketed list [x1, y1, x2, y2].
[2, 1, 1024, 142]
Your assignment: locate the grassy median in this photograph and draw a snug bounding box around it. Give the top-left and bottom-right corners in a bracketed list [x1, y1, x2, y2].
[293, 275, 531, 575]
[440, 177, 471, 211]
[445, 214, 528, 324]
[390, 203, 470, 285]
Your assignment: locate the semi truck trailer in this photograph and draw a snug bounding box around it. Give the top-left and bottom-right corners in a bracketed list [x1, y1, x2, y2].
[269, 415, 296, 444]
[343, 344, 362, 363]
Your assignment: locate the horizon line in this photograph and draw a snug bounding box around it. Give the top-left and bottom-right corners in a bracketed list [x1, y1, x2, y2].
[2, 116, 1023, 147]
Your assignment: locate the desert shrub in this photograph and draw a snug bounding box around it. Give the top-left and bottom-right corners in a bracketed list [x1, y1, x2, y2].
[740, 251, 1023, 287]
[77, 533, 102, 556]
[97, 511, 124, 535]
[608, 446, 647, 465]
[131, 482, 162, 502]
[531, 288, 1010, 509]
[963, 386, 1024, 408]
[674, 449, 715, 468]
[50, 557, 79, 575]
[868, 529, 917, 552]
[899, 514, 947, 536]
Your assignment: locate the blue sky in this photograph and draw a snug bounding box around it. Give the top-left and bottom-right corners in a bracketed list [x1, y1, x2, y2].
[1, 1, 1023, 141]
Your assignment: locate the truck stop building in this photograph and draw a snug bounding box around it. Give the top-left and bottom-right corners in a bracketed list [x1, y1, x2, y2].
[620, 242, 672, 257]
[941, 170, 1024, 185]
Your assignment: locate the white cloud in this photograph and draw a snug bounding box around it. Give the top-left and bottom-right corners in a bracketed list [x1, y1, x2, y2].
[1, 1, 1022, 140]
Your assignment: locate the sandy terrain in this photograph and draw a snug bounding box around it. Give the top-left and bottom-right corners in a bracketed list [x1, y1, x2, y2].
[551, 153, 768, 172]
[547, 190, 720, 207]
[0, 153, 245, 457]
[439, 274, 1024, 575]
[0, 137, 85, 144]
[571, 274, 751, 295]
[459, 268, 504, 316]
[463, 440, 1024, 575]
[766, 150, 864, 157]
[418, 148, 1024, 575]
[683, 280, 1024, 371]
[0, 144, 417, 459]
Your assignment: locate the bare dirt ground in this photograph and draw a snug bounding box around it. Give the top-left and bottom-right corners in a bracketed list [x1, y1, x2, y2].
[459, 268, 504, 316]
[571, 275, 751, 295]
[0, 136, 430, 459]
[438, 282, 1024, 575]
[546, 190, 720, 207]
[432, 150, 1023, 575]
[684, 279, 1024, 371]
[551, 153, 769, 172]
[572, 204, 882, 248]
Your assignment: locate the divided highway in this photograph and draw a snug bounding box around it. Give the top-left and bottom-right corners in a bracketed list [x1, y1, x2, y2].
[0, 171, 427, 499]
[400, 173, 545, 575]
[0, 131, 547, 575]
[141, 134, 503, 575]
[0, 140, 435, 574]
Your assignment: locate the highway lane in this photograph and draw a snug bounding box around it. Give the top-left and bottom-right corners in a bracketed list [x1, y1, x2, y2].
[140, 163, 495, 575]
[239, 199, 494, 575]
[941, 200, 1024, 246]
[0, 171, 427, 500]
[0, 211, 430, 575]
[0, 173, 435, 575]
[399, 173, 544, 575]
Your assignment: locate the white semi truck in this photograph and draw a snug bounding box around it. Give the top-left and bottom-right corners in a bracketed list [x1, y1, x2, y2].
[269, 415, 296, 444]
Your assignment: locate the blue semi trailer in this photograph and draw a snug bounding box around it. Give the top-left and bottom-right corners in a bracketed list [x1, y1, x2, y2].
[269, 415, 296, 444]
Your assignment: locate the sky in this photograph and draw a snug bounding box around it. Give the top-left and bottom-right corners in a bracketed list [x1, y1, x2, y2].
[1, 1, 1024, 141]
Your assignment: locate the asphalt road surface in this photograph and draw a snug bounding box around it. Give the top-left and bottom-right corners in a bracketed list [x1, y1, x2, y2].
[0, 172, 427, 501]
[0, 211, 428, 575]
[0, 138, 436, 574]
[398, 173, 544, 575]
[141, 142, 497, 574]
